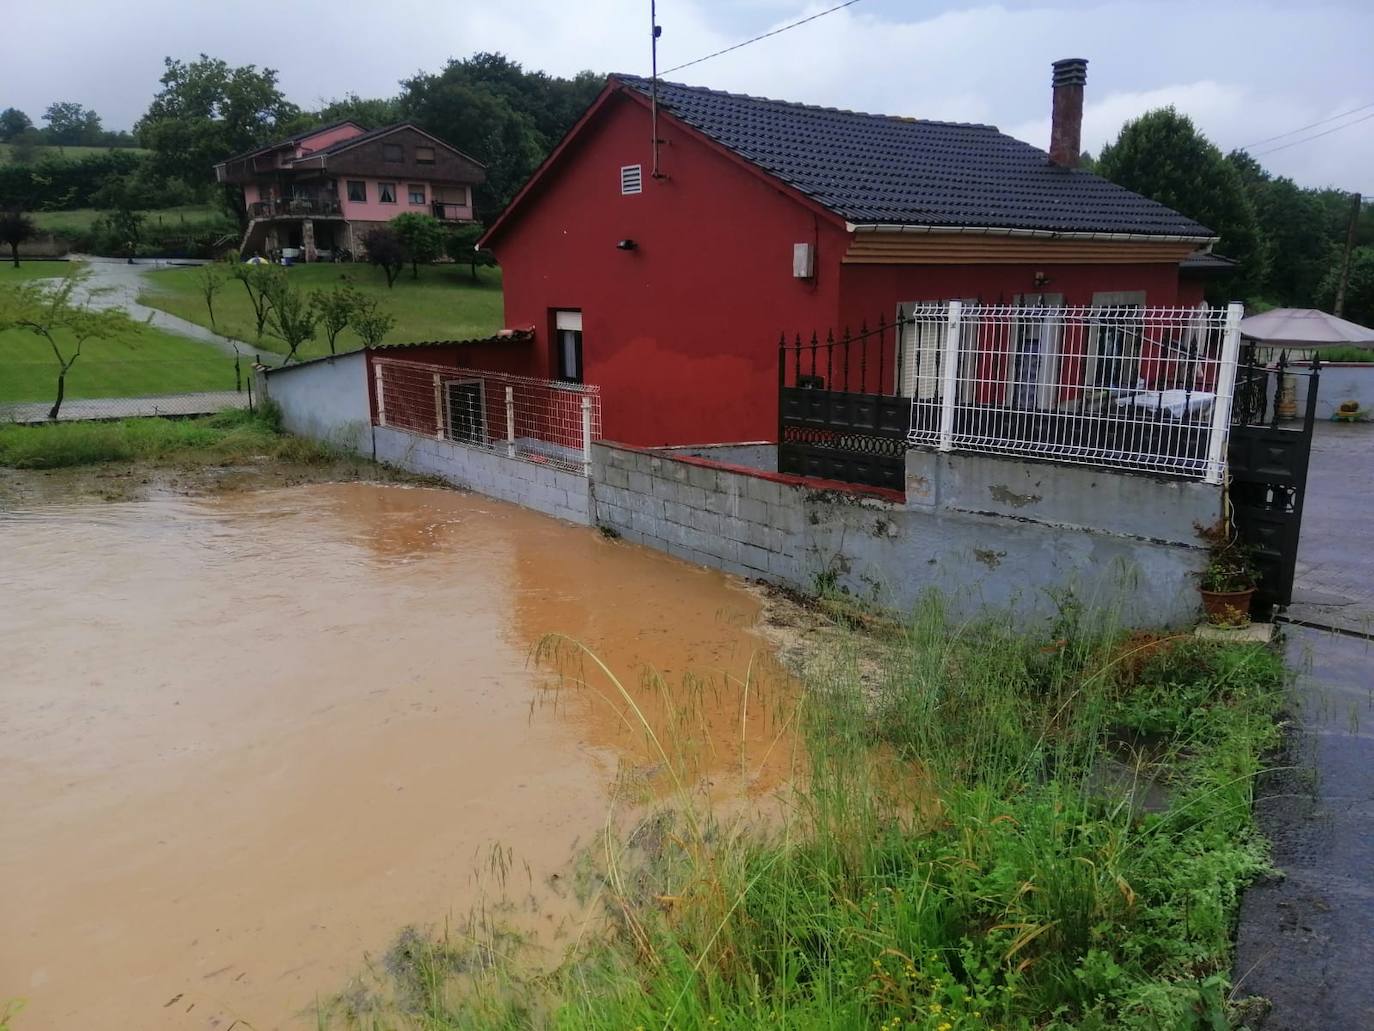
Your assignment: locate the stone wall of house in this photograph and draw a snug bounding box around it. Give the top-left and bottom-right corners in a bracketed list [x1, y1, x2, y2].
[592, 443, 1219, 628]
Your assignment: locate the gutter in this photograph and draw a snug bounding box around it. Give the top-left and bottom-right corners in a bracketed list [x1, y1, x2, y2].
[846, 223, 1218, 245]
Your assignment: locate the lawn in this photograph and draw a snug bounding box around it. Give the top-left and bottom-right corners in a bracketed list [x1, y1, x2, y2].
[30, 205, 226, 236]
[0, 321, 240, 403]
[138, 262, 505, 358]
[0, 142, 149, 165]
[0, 260, 84, 284]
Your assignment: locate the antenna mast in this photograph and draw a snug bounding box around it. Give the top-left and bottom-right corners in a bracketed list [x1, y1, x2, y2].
[650, 0, 663, 178]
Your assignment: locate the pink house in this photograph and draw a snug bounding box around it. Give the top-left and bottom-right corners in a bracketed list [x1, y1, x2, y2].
[214, 121, 486, 260]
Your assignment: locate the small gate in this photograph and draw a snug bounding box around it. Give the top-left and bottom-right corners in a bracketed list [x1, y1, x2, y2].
[1227, 352, 1320, 608]
[776, 320, 908, 491]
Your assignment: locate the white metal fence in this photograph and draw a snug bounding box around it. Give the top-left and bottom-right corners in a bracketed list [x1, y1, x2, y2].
[901, 301, 1243, 482]
[371, 357, 602, 475]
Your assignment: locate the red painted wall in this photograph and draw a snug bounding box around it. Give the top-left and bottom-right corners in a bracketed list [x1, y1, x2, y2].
[488, 92, 847, 446]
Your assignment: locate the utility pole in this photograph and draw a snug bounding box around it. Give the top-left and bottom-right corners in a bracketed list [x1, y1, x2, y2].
[650, 0, 663, 178]
[1334, 192, 1362, 317]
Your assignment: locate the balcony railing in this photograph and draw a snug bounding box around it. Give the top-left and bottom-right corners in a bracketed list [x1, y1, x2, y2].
[249, 198, 343, 218]
[431, 202, 469, 221]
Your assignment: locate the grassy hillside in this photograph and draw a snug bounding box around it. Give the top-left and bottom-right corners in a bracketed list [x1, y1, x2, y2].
[139, 262, 505, 359]
[0, 142, 148, 165]
[30, 205, 225, 236]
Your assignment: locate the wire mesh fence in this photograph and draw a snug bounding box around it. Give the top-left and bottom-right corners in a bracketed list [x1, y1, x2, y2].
[1, 358, 254, 423]
[901, 302, 1241, 481]
[372, 357, 602, 475]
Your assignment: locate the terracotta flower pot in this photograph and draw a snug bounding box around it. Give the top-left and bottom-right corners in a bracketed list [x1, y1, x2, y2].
[1199, 587, 1256, 625]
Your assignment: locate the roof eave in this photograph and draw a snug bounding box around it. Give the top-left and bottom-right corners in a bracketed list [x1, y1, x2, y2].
[846, 222, 1218, 244]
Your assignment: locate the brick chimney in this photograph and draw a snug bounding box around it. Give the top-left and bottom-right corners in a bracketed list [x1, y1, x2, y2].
[1049, 58, 1088, 167]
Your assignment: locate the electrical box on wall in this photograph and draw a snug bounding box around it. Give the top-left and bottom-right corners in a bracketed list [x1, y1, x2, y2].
[792, 242, 815, 279]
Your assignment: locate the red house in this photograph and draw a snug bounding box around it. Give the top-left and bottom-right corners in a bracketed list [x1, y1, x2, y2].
[472, 59, 1222, 447]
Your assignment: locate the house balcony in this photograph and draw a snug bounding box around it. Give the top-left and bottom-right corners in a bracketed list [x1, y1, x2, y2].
[431, 202, 472, 222]
[249, 198, 344, 218]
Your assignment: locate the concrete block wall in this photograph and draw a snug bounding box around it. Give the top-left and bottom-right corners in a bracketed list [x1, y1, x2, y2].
[375, 426, 591, 525]
[260, 351, 372, 451]
[1292, 364, 1372, 420]
[593, 442, 1221, 629]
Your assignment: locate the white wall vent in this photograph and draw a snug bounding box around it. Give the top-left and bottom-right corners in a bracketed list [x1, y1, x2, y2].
[620, 164, 643, 195]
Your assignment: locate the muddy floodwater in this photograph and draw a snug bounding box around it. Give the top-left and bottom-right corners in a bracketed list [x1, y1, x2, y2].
[1, 482, 792, 1030]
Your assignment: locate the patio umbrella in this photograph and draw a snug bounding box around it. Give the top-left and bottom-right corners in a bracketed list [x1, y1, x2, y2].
[1239, 307, 1374, 348]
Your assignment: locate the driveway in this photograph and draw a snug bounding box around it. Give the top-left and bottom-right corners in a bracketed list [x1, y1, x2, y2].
[1232, 420, 1374, 1028]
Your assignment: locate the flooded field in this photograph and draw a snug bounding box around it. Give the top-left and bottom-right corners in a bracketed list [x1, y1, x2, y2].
[0, 482, 792, 1030]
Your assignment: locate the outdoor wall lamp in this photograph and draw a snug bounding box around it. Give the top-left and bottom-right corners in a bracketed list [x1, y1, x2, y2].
[1032, 271, 1052, 289]
[616, 239, 638, 251]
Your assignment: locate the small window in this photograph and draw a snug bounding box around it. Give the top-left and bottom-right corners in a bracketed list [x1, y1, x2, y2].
[554, 310, 583, 384]
[378, 182, 397, 204]
[382, 142, 403, 163]
[408, 184, 426, 205]
[415, 146, 435, 164]
[346, 180, 367, 203]
[620, 164, 642, 195]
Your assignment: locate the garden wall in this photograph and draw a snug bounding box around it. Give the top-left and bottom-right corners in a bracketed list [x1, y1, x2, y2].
[592, 443, 1219, 628]
[1291, 362, 1373, 419]
[259, 351, 372, 451]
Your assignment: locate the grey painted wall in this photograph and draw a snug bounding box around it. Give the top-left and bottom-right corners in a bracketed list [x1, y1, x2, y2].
[654, 442, 778, 472]
[374, 426, 591, 525]
[1292, 364, 1372, 420]
[261, 352, 372, 451]
[592, 444, 1220, 629]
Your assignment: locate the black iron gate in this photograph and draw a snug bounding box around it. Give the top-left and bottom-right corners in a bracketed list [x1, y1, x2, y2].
[1227, 353, 1320, 608]
[776, 319, 908, 491]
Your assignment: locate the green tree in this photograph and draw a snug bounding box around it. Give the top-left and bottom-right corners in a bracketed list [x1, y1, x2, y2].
[0, 209, 37, 267]
[0, 108, 33, 142]
[198, 264, 225, 331]
[264, 279, 317, 362]
[229, 259, 284, 342]
[307, 94, 401, 130]
[311, 284, 364, 354]
[351, 296, 396, 347]
[1097, 107, 1267, 299]
[444, 222, 495, 282]
[136, 55, 300, 219]
[390, 211, 446, 279]
[1317, 247, 1374, 328]
[0, 269, 139, 419]
[362, 227, 405, 288]
[42, 102, 104, 146]
[7, 128, 42, 165]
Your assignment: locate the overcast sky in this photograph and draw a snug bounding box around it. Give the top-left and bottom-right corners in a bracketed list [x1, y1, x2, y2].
[4, 0, 1372, 191]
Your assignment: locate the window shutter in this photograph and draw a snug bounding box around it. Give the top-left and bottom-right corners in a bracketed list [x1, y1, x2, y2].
[620, 164, 643, 195]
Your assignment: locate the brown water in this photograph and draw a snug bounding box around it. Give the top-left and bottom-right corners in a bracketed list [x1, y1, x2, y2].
[0, 483, 791, 1030]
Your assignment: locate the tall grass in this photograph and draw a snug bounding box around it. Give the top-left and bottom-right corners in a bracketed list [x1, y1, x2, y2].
[323, 605, 1286, 1030]
[0, 406, 332, 469]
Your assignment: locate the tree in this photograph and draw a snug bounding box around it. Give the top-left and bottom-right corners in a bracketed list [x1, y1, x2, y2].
[107, 205, 145, 262]
[8, 128, 42, 165]
[0, 269, 138, 419]
[0, 209, 37, 268]
[391, 212, 446, 279]
[351, 296, 396, 347]
[42, 102, 104, 146]
[264, 279, 317, 362]
[308, 93, 401, 130]
[229, 259, 284, 342]
[1097, 108, 1267, 299]
[311, 284, 364, 354]
[197, 264, 224, 331]
[445, 222, 495, 282]
[136, 55, 300, 219]
[1317, 247, 1374, 328]
[363, 227, 406, 288]
[0, 108, 32, 142]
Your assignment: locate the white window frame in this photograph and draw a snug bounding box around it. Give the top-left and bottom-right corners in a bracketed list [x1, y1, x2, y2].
[377, 181, 397, 204]
[620, 164, 643, 195]
[896, 299, 977, 401]
[443, 378, 487, 446]
[1005, 293, 1064, 410]
[1084, 290, 1146, 396]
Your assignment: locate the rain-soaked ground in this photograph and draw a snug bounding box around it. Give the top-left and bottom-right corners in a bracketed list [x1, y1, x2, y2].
[0, 481, 796, 1030]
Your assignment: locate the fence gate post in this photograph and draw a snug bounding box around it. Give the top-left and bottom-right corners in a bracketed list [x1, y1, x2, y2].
[505, 386, 516, 458]
[1204, 301, 1244, 485]
[374, 361, 387, 427]
[580, 395, 593, 477]
[938, 300, 962, 452]
[433, 373, 444, 439]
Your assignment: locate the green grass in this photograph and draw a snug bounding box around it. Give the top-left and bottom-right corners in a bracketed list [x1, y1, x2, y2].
[29, 205, 225, 236]
[0, 406, 328, 469]
[0, 142, 148, 165]
[1317, 345, 1374, 362]
[0, 320, 239, 403]
[324, 608, 1288, 1030]
[0, 260, 84, 284]
[138, 262, 505, 358]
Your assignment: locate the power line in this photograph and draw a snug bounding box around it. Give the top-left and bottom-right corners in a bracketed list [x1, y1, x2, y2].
[1239, 101, 1374, 150]
[661, 0, 865, 76]
[1250, 110, 1374, 157]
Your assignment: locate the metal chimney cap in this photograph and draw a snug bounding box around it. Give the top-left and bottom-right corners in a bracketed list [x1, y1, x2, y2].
[1052, 58, 1089, 87]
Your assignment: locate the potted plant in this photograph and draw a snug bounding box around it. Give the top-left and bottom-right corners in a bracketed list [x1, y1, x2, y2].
[1197, 521, 1260, 625]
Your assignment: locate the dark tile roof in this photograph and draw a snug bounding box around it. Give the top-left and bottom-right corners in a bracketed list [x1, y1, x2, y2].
[310, 123, 406, 156]
[614, 75, 1213, 239]
[218, 119, 366, 165]
[1179, 250, 1238, 272]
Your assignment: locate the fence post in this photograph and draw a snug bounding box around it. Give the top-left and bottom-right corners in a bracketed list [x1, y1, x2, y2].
[505, 385, 516, 458]
[374, 361, 387, 427]
[433, 373, 444, 439]
[580, 395, 593, 477]
[938, 300, 962, 452]
[1204, 301, 1243, 485]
